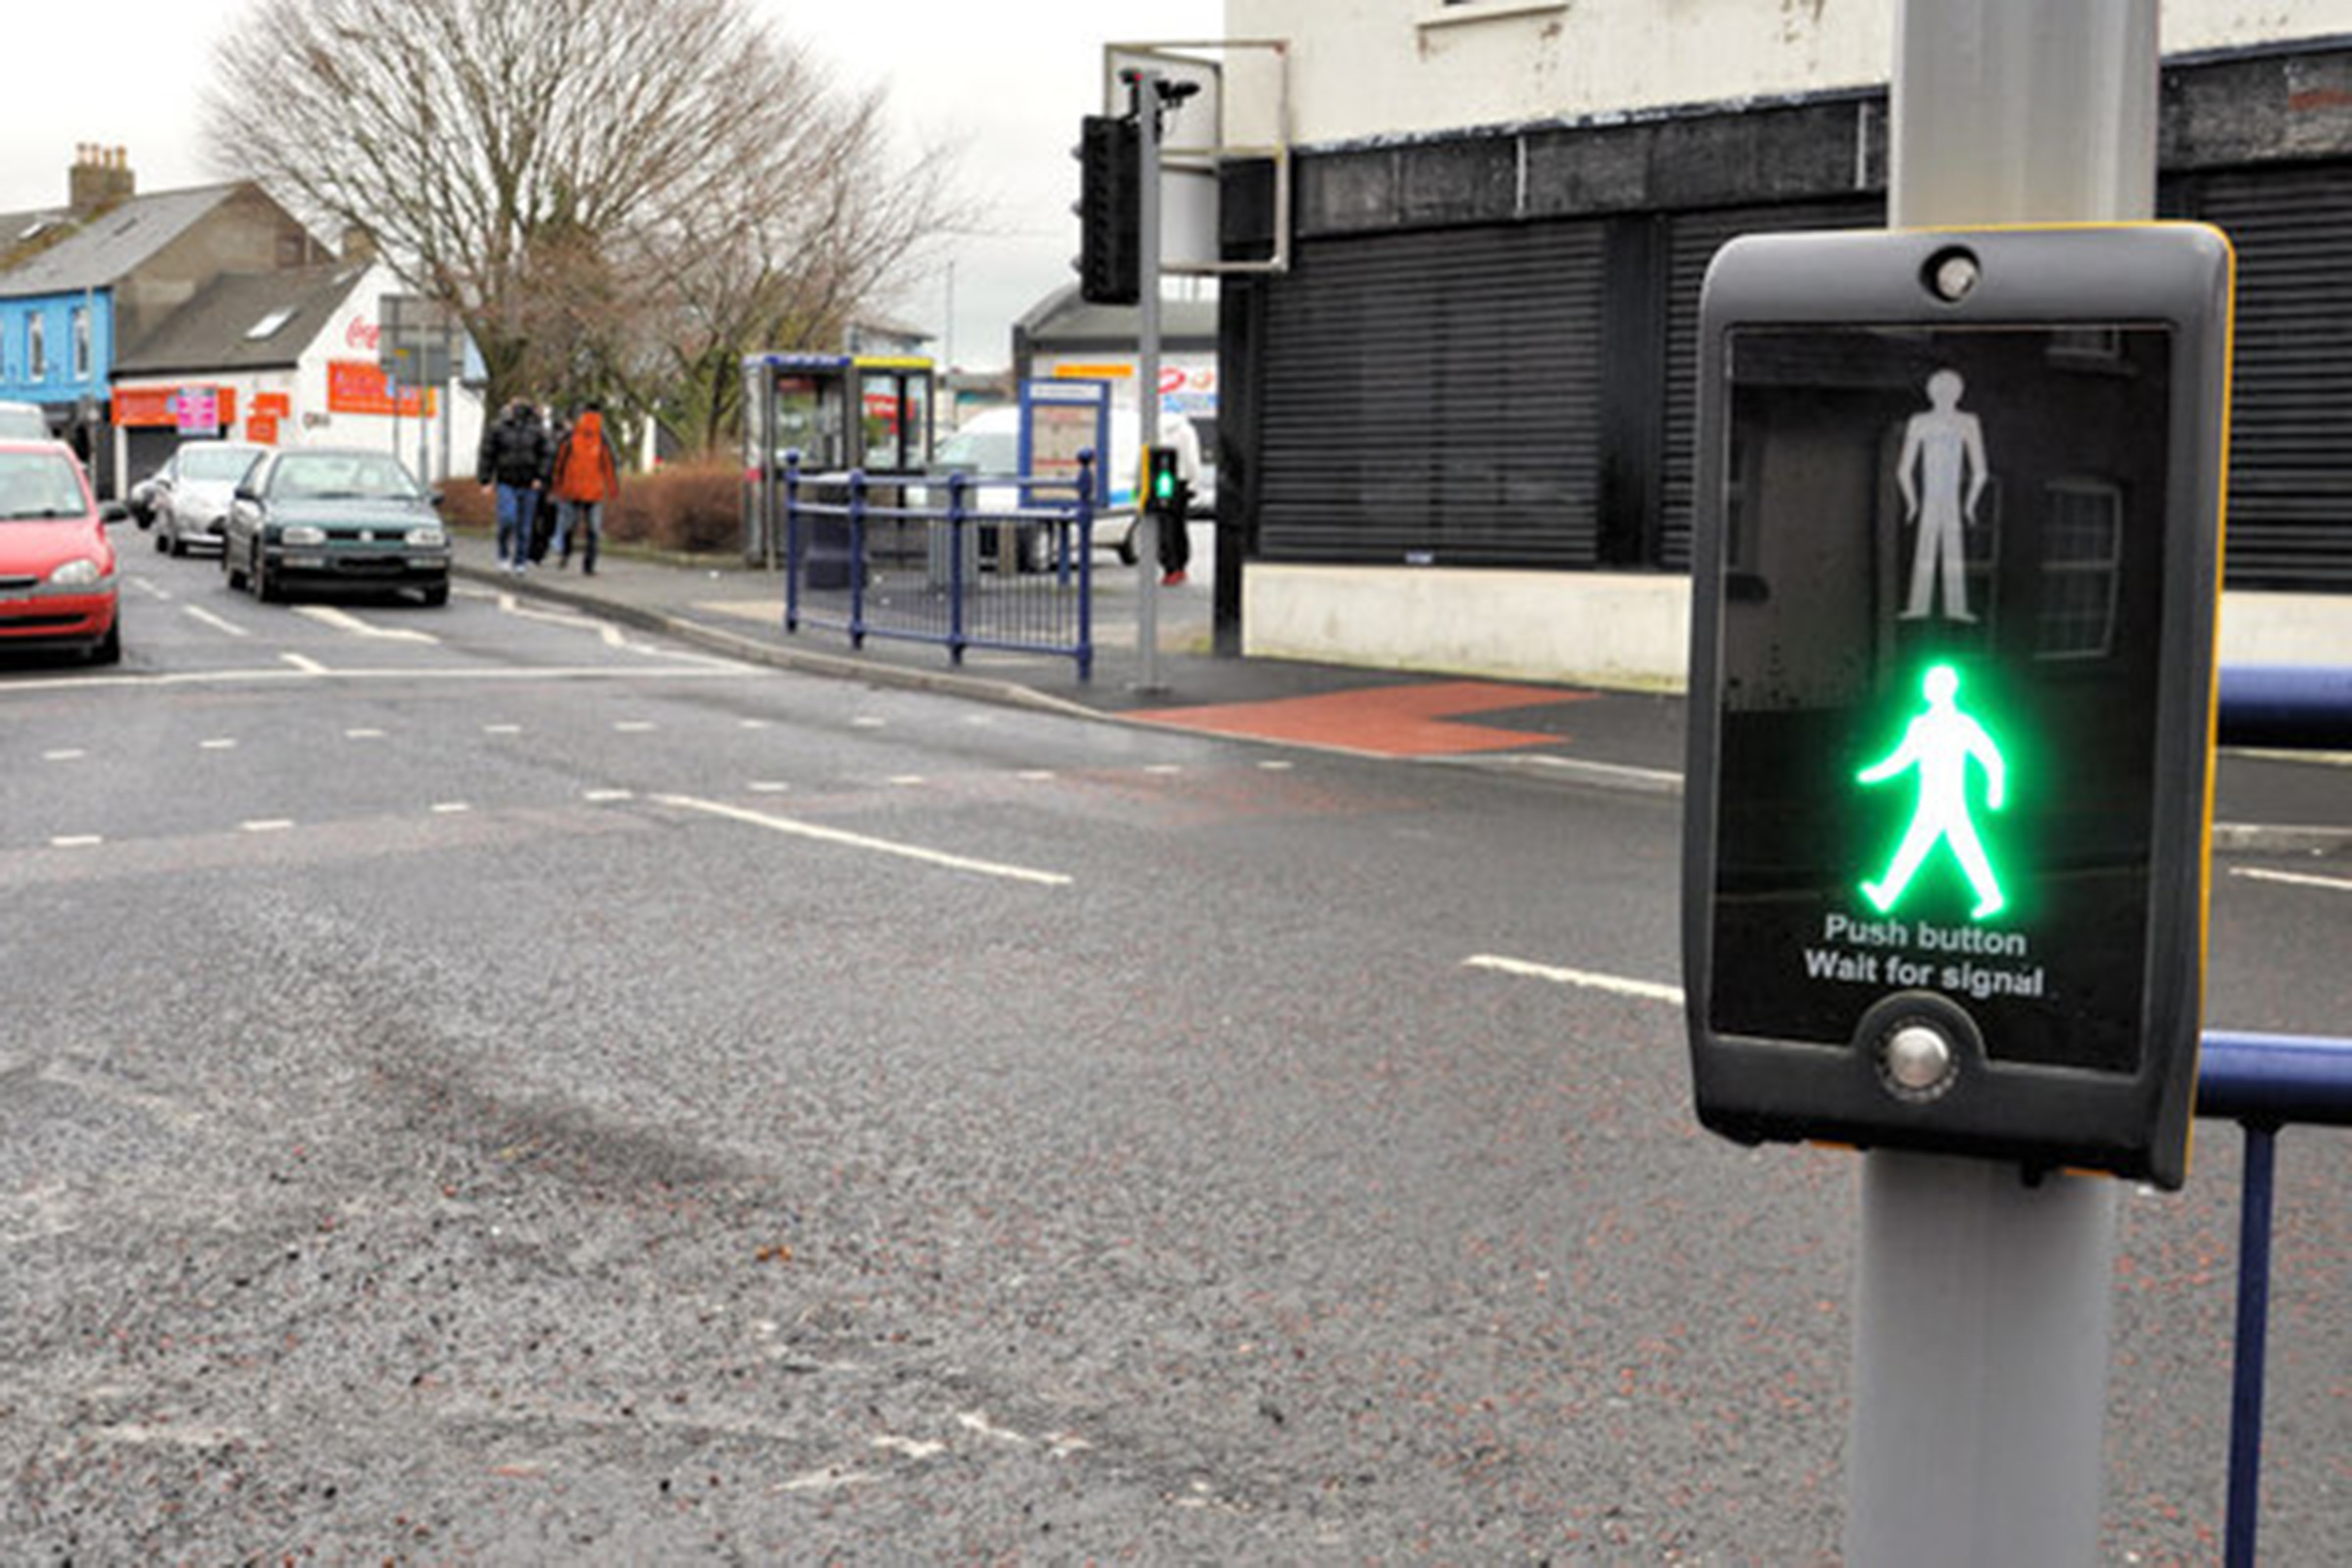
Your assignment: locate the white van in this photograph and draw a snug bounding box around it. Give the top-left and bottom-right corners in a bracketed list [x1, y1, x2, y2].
[933, 405, 1146, 564]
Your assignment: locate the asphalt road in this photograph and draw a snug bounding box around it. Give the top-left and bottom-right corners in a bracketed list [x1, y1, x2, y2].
[0, 543, 2345, 1560]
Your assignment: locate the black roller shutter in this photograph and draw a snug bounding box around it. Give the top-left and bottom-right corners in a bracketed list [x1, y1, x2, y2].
[1255, 221, 1605, 567]
[1658, 199, 1883, 572]
[2194, 164, 2352, 589]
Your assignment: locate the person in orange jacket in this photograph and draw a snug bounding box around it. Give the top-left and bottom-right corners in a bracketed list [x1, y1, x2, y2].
[550, 402, 621, 574]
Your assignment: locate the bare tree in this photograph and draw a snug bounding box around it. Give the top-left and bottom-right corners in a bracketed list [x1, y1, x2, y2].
[203, 0, 961, 450]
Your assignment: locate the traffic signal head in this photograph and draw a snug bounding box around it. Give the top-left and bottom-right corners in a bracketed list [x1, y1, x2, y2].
[1683, 225, 2233, 1188]
[1076, 115, 1141, 306]
[1146, 444, 1180, 508]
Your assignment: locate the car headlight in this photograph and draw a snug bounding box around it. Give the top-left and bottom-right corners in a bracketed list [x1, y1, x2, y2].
[279, 524, 326, 546]
[47, 558, 105, 587]
[406, 525, 448, 548]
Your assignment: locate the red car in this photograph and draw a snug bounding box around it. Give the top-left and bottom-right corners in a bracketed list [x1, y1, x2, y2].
[0, 440, 122, 664]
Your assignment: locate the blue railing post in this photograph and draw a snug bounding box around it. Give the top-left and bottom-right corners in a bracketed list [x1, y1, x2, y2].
[781, 450, 803, 633]
[1076, 449, 1096, 682]
[947, 471, 969, 666]
[847, 468, 867, 650]
[2197, 1029, 2352, 1564]
[2226, 1119, 2278, 1568]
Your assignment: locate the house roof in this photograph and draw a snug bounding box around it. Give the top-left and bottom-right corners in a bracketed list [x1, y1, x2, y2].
[0, 184, 245, 297]
[112, 263, 378, 376]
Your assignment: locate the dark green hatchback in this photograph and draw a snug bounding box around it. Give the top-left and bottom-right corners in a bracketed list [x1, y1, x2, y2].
[222, 447, 451, 606]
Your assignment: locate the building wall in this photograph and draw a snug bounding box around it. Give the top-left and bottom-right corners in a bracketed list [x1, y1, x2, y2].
[118, 190, 315, 355]
[1229, 0, 2352, 146]
[1219, 11, 2352, 686]
[0, 291, 114, 419]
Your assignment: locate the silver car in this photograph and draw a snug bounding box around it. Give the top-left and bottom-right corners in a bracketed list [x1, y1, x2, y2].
[151, 440, 268, 557]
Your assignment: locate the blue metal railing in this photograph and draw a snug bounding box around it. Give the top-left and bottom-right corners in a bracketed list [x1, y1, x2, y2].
[2202, 665, 2352, 1567]
[778, 450, 1098, 680]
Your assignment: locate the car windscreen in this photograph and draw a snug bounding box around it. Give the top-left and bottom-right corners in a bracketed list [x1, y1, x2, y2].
[0, 451, 88, 519]
[178, 446, 263, 482]
[266, 454, 421, 502]
[936, 428, 1017, 473]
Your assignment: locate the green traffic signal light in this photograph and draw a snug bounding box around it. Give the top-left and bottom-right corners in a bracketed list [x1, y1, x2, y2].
[1855, 662, 2011, 922]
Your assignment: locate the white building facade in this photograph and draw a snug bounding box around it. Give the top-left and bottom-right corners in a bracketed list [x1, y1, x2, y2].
[1216, 0, 2352, 684]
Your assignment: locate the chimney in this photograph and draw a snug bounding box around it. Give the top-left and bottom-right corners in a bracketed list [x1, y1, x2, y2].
[69, 144, 135, 214]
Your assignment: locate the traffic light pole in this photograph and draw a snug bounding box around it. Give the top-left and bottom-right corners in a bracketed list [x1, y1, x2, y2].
[1844, 5, 2159, 1563]
[1133, 68, 1166, 694]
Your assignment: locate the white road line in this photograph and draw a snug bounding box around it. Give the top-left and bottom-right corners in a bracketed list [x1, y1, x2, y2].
[483, 723, 523, 735]
[346, 727, 386, 740]
[42, 749, 86, 762]
[613, 720, 658, 733]
[583, 789, 636, 803]
[124, 577, 172, 601]
[1464, 954, 1685, 1006]
[888, 775, 928, 787]
[739, 719, 773, 730]
[430, 802, 472, 815]
[0, 663, 756, 700]
[852, 716, 887, 729]
[1016, 770, 1056, 782]
[2230, 865, 2352, 895]
[295, 605, 438, 644]
[182, 604, 250, 638]
[49, 835, 103, 849]
[199, 738, 238, 751]
[240, 819, 296, 834]
[1258, 760, 1295, 772]
[748, 781, 791, 794]
[656, 793, 1073, 888]
[1144, 764, 1184, 776]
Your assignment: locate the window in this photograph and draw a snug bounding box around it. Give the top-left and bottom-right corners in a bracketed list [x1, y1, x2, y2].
[27, 315, 46, 381]
[246, 307, 297, 341]
[2035, 480, 2124, 661]
[72, 306, 90, 380]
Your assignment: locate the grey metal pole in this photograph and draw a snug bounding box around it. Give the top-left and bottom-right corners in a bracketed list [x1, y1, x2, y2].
[1845, 6, 2159, 1564]
[1135, 69, 1166, 693]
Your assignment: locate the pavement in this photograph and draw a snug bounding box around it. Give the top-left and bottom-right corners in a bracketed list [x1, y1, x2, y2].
[450, 528, 2352, 847]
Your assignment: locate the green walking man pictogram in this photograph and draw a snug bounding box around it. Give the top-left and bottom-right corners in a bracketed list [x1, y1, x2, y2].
[1856, 662, 2009, 921]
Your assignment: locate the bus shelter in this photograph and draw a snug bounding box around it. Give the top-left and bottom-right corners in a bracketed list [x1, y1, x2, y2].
[742, 353, 934, 574]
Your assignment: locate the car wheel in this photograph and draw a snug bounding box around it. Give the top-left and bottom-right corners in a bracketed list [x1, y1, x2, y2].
[223, 540, 247, 590]
[420, 579, 449, 608]
[1115, 520, 1139, 566]
[154, 526, 171, 554]
[169, 532, 187, 559]
[253, 547, 280, 603]
[89, 620, 121, 666]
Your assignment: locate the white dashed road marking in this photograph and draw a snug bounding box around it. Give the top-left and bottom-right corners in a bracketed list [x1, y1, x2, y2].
[656, 794, 1073, 888]
[2230, 865, 2352, 895]
[1464, 954, 1685, 1006]
[182, 604, 250, 638]
[295, 605, 438, 644]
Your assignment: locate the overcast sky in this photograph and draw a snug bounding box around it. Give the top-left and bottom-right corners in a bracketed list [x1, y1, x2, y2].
[1, 0, 1225, 372]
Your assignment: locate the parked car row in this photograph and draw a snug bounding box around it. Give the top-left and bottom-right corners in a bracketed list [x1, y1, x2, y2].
[0, 437, 453, 670]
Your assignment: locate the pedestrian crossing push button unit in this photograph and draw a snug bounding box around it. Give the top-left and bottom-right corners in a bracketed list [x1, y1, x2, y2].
[1681, 225, 2233, 1189]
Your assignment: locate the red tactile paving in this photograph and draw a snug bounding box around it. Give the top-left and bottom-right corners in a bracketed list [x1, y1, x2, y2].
[1130, 680, 1592, 758]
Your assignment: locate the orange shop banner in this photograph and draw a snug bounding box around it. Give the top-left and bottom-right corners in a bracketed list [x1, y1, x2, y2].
[327, 360, 435, 417]
[114, 384, 239, 428]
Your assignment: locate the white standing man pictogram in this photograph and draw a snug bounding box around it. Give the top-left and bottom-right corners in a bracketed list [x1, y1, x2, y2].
[1895, 368, 1988, 623]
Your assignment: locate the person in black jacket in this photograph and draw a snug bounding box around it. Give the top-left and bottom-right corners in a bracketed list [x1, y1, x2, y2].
[476, 399, 552, 573]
